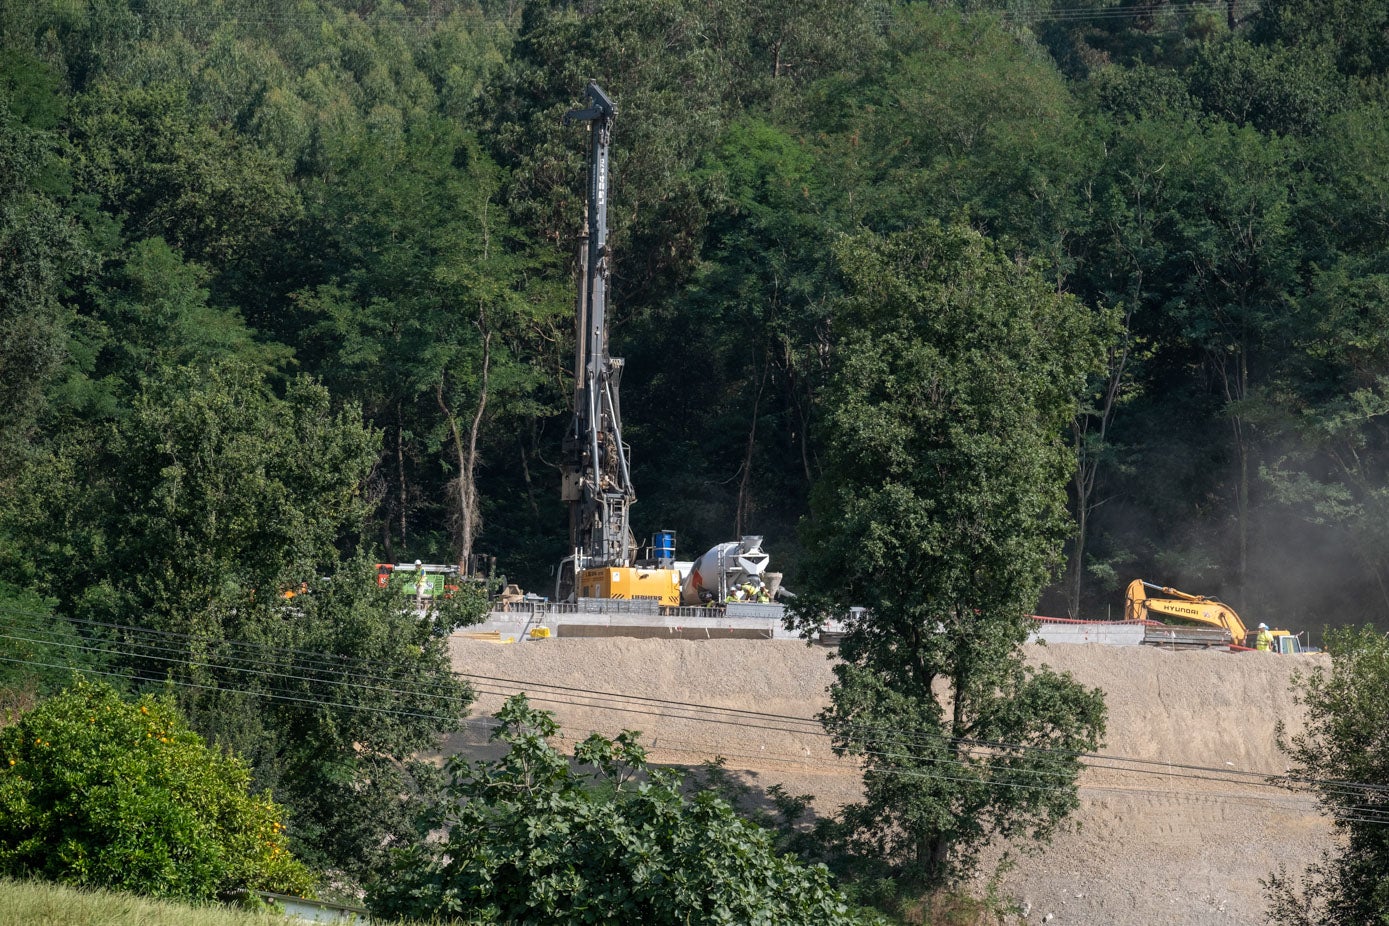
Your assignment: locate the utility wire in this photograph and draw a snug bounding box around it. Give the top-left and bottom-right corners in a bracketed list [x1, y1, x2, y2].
[0, 653, 480, 727]
[10, 649, 1386, 826]
[8, 624, 1389, 827]
[7, 620, 1387, 821]
[5, 608, 1385, 805]
[1007, 1, 1251, 26]
[23, 0, 1256, 30]
[11, 619, 1379, 815]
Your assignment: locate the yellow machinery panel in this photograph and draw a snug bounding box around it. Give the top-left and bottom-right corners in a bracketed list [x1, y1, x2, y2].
[578, 566, 680, 605]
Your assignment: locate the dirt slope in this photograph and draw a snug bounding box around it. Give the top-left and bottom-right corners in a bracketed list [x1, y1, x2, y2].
[446, 636, 1335, 925]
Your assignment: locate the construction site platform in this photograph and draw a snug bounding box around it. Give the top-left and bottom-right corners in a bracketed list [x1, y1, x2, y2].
[462, 600, 814, 643]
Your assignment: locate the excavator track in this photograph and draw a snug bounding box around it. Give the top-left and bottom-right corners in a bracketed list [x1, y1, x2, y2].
[1141, 623, 1233, 650]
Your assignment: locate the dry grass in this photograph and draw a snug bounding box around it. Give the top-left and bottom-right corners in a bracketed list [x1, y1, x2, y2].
[0, 879, 302, 926]
[896, 889, 1016, 926]
[0, 683, 38, 728]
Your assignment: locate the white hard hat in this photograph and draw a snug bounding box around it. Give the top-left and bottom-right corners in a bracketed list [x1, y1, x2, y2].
[1258, 623, 1268, 630]
[415, 559, 423, 566]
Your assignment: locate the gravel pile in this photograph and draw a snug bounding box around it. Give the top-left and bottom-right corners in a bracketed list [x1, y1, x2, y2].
[446, 635, 1335, 925]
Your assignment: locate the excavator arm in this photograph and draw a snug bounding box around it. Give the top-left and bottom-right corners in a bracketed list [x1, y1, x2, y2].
[1124, 579, 1249, 646]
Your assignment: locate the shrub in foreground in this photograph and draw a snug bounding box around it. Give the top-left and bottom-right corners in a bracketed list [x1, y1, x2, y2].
[0, 678, 313, 901]
[369, 694, 880, 925]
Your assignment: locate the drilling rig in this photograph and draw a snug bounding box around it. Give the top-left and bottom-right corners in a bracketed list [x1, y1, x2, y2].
[555, 82, 681, 605]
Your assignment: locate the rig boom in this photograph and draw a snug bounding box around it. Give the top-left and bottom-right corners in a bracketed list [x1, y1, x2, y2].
[557, 82, 642, 600]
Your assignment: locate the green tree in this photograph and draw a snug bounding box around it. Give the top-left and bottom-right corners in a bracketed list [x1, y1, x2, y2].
[14, 361, 376, 633]
[87, 237, 285, 385]
[369, 694, 878, 926]
[290, 120, 565, 570]
[1252, 99, 1389, 615]
[1252, 0, 1389, 78]
[0, 360, 481, 880]
[40, 236, 292, 434]
[1267, 627, 1389, 925]
[1064, 103, 1306, 612]
[0, 584, 96, 701]
[829, 6, 1093, 278]
[792, 223, 1108, 890]
[1157, 120, 1299, 607]
[1261, 258, 1389, 614]
[0, 678, 313, 902]
[1185, 38, 1347, 136]
[189, 555, 486, 881]
[622, 116, 839, 556]
[68, 82, 301, 267]
[0, 54, 96, 486]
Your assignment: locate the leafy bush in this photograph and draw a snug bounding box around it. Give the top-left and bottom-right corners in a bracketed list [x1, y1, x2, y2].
[0, 679, 313, 902]
[369, 695, 880, 926]
[1267, 627, 1389, 926]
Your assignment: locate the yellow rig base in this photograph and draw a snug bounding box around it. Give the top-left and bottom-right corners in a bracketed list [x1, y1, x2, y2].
[577, 566, 681, 605]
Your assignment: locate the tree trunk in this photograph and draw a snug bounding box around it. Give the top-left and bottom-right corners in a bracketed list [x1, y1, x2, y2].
[437, 325, 491, 573]
[1067, 307, 1133, 618]
[1234, 411, 1249, 610]
[463, 328, 492, 567]
[735, 348, 770, 538]
[1216, 342, 1250, 611]
[919, 671, 969, 884]
[780, 338, 815, 485]
[1068, 501, 1088, 618]
[519, 435, 540, 518]
[397, 401, 408, 548]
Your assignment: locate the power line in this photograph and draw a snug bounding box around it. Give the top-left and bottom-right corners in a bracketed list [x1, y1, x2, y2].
[9, 639, 1389, 826]
[1007, 1, 1254, 26]
[13, 650, 1385, 827]
[7, 619, 1386, 819]
[0, 653, 479, 727]
[0, 608, 1294, 776]
[0, 627, 474, 711]
[6, 607, 1385, 805]
[19, 0, 1257, 31]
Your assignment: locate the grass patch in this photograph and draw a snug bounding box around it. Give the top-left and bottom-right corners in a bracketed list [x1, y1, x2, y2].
[0, 879, 299, 926]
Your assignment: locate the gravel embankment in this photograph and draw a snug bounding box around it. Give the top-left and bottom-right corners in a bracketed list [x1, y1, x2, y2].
[445, 636, 1335, 926]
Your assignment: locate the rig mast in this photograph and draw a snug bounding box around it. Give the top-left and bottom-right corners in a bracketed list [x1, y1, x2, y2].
[557, 82, 636, 600]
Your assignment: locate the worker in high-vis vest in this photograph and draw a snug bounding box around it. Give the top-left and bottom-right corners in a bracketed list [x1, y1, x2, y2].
[1255, 623, 1273, 652]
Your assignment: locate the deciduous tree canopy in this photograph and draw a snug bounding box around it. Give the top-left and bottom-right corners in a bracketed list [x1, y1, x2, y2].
[369, 694, 880, 925]
[3, 0, 1389, 912]
[0, 679, 313, 902]
[1269, 628, 1389, 925]
[792, 224, 1108, 888]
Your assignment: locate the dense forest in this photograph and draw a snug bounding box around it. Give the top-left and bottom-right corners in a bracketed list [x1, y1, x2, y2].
[4, 0, 1389, 630]
[5, 0, 1389, 915]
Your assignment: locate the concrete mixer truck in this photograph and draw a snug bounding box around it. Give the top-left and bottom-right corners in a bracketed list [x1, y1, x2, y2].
[679, 536, 787, 606]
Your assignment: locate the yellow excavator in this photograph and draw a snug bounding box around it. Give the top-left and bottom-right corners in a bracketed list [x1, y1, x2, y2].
[1124, 580, 1307, 653]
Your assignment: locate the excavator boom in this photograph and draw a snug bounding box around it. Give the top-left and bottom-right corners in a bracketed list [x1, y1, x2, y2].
[1125, 579, 1248, 646]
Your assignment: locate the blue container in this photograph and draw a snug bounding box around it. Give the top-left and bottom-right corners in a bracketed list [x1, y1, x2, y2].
[654, 530, 675, 563]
